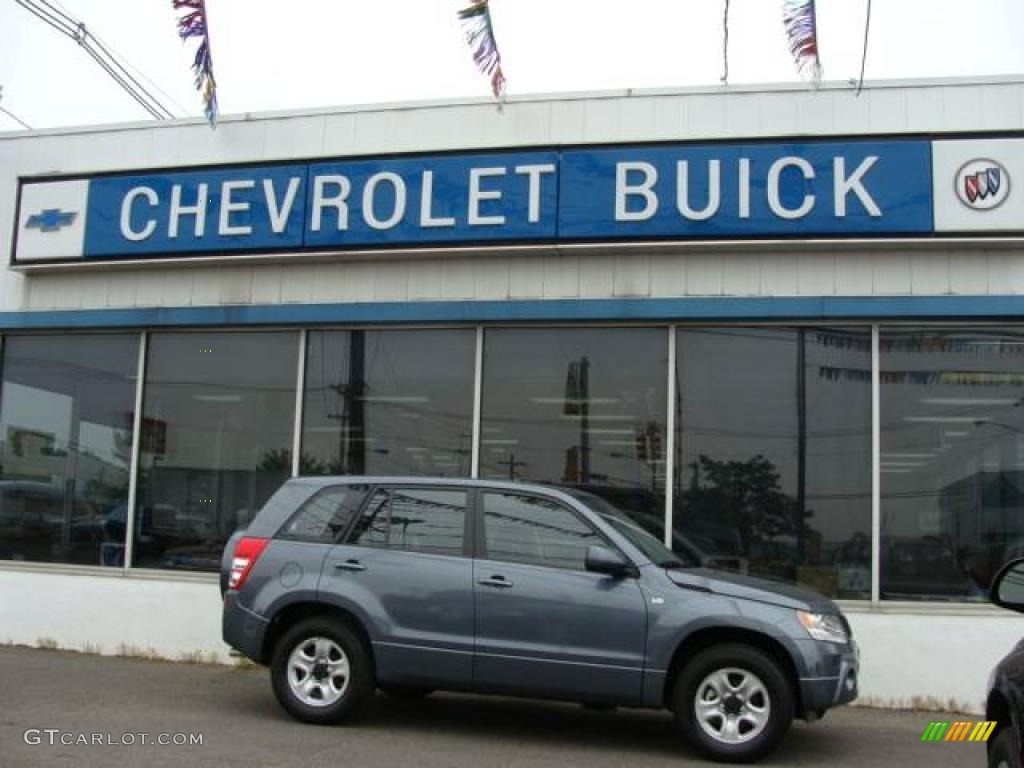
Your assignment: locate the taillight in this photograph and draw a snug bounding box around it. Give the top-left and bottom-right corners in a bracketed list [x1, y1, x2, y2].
[228, 537, 269, 590]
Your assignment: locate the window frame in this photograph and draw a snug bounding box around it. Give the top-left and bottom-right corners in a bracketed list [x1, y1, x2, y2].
[342, 483, 477, 559]
[474, 488, 626, 573]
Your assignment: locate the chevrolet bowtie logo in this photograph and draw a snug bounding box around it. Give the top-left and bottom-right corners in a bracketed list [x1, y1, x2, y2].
[26, 208, 77, 232]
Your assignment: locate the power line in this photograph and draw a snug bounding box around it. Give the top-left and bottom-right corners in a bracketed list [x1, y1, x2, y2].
[856, 0, 873, 96]
[44, 0, 190, 115]
[0, 103, 32, 130]
[0, 85, 33, 129]
[11, 0, 177, 120]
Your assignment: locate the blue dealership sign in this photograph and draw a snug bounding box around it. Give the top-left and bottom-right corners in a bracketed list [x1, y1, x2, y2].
[85, 164, 308, 257]
[14, 139, 935, 264]
[559, 140, 933, 238]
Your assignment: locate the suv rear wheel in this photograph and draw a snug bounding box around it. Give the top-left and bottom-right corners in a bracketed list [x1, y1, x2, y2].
[271, 617, 374, 724]
[673, 644, 794, 763]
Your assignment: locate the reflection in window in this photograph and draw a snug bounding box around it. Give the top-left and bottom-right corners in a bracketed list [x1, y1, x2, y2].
[303, 330, 475, 477]
[480, 328, 667, 540]
[278, 485, 368, 543]
[675, 328, 872, 598]
[881, 328, 1024, 601]
[482, 493, 598, 570]
[134, 332, 298, 571]
[0, 334, 138, 566]
[349, 488, 466, 556]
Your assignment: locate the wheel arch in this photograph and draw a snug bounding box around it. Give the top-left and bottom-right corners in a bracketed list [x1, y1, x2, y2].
[260, 601, 375, 668]
[986, 687, 1014, 755]
[662, 626, 803, 716]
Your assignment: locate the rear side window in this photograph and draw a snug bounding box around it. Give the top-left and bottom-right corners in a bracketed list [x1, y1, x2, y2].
[277, 485, 368, 543]
[482, 492, 599, 571]
[348, 487, 467, 557]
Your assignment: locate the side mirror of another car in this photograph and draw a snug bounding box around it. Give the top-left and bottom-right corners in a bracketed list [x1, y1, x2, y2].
[991, 557, 1024, 613]
[585, 545, 635, 578]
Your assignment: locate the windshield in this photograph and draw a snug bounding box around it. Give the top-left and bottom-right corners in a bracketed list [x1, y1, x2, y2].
[562, 489, 687, 567]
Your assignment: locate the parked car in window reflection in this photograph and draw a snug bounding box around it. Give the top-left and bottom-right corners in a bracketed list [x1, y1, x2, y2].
[0, 480, 118, 565]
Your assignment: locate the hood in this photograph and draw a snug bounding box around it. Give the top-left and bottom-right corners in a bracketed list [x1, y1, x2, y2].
[666, 567, 838, 613]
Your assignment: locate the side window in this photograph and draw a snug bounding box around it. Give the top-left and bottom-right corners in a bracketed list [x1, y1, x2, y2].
[483, 493, 599, 571]
[277, 485, 368, 543]
[349, 487, 467, 557]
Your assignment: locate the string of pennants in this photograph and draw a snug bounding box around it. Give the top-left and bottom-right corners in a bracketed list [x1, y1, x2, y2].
[818, 366, 1024, 387]
[172, 0, 845, 128]
[814, 332, 1024, 356]
[172, 0, 217, 126]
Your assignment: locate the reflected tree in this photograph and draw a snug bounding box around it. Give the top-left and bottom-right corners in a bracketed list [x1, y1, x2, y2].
[258, 448, 329, 476]
[682, 454, 813, 557]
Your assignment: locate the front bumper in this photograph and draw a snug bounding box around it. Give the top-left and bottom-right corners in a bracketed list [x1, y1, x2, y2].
[222, 591, 270, 662]
[797, 638, 859, 716]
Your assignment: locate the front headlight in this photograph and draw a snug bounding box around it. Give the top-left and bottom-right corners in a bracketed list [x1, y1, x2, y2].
[796, 611, 849, 644]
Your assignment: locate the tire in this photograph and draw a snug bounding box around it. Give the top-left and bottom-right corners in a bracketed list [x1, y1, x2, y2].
[990, 727, 1021, 768]
[380, 684, 433, 701]
[673, 644, 794, 763]
[270, 617, 374, 724]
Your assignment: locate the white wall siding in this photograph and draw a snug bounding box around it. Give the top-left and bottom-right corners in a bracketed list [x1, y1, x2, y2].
[10, 247, 1024, 311]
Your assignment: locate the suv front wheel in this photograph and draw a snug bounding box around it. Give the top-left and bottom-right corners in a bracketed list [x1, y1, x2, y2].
[271, 617, 374, 724]
[673, 643, 794, 763]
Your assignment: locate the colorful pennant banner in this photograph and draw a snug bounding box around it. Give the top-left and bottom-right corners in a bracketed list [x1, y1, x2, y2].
[458, 0, 507, 101]
[782, 0, 822, 83]
[819, 366, 1024, 387]
[815, 331, 1024, 356]
[173, 0, 218, 126]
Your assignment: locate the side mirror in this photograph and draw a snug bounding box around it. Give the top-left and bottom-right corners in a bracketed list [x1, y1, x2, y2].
[585, 545, 634, 578]
[992, 557, 1024, 614]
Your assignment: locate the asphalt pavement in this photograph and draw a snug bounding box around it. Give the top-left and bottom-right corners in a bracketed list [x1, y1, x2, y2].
[0, 645, 988, 768]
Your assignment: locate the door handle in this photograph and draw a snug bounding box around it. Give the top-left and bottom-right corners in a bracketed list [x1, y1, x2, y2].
[477, 575, 513, 589]
[334, 559, 366, 572]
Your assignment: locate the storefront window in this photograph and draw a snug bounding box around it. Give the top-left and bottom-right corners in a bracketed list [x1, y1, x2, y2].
[480, 327, 667, 539]
[302, 330, 476, 477]
[675, 327, 872, 598]
[880, 328, 1024, 601]
[133, 331, 299, 570]
[0, 334, 138, 567]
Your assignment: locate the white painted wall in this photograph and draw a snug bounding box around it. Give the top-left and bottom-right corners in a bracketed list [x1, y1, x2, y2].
[843, 607, 1024, 713]
[0, 569, 230, 663]
[1, 568, 1019, 714]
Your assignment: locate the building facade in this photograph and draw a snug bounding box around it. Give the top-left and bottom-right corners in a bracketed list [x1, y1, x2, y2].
[2, 77, 1024, 711]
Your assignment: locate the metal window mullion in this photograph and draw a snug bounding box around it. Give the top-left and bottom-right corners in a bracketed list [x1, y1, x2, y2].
[664, 325, 677, 548]
[292, 329, 307, 478]
[871, 324, 881, 604]
[123, 331, 147, 574]
[471, 326, 484, 479]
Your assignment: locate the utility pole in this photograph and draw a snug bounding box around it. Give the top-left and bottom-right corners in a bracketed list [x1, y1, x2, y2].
[580, 356, 591, 482]
[796, 329, 807, 563]
[498, 452, 527, 481]
[328, 331, 367, 475]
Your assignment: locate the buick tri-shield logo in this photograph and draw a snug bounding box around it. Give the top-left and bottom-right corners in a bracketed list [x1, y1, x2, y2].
[955, 158, 1010, 211]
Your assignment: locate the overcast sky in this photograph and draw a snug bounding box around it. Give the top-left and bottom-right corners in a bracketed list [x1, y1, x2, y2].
[1, 0, 1023, 131]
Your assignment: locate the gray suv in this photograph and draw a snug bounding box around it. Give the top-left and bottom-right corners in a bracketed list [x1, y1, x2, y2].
[222, 477, 858, 763]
